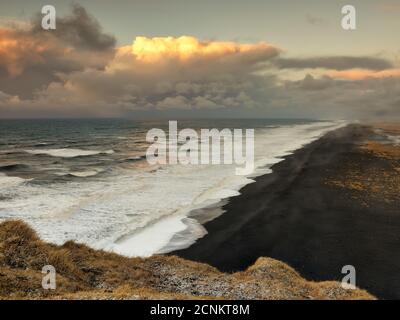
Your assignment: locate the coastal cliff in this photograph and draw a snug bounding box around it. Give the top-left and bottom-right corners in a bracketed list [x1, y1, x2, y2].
[0, 220, 373, 300]
[4, 123, 398, 300]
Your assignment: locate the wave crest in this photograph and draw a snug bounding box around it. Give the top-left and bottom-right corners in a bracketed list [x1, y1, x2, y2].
[24, 148, 114, 158]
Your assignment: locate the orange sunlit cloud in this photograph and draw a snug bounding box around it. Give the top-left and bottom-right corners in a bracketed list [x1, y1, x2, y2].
[327, 68, 400, 80]
[0, 29, 51, 77]
[117, 36, 279, 63]
[0, 21, 114, 80]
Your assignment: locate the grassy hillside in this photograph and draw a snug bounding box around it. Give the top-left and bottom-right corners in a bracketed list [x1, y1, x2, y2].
[0, 220, 373, 300]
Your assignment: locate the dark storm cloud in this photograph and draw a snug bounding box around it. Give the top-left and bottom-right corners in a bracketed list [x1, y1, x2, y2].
[278, 73, 400, 120]
[0, 4, 116, 98]
[287, 74, 334, 91]
[32, 4, 116, 51]
[273, 56, 393, 71]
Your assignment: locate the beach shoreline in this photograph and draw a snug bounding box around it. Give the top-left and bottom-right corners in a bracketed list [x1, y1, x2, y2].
[172, 123, 400, 299]
[1, 122, 394, 300]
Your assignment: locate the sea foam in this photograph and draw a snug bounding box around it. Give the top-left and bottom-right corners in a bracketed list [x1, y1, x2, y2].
[24, 148, 114, 158]
[0, 121, 347, 258]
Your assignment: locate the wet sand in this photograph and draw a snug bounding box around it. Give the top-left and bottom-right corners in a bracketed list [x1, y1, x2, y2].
[173, 124, 400, 299]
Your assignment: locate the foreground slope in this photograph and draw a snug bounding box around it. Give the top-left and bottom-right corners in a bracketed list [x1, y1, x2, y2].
[0, 220, 373, 299]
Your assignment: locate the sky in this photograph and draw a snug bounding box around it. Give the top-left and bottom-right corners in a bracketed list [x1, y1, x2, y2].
[0, 0, 399, 119]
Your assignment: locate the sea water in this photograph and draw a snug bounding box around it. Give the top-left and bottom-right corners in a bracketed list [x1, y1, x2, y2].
[0, 119, 346, 256]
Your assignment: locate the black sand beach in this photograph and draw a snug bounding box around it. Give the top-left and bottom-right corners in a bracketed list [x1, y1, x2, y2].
[173, 124, 400, 299]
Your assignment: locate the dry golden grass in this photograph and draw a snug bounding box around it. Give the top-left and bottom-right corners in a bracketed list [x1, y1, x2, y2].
[327, 124, 400, 205]
[0, 220, 375, 300]
[361, 141, 400, 159]
[372, 122, 400, 135]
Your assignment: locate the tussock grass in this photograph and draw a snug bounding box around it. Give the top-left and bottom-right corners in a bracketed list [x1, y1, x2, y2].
[0, 220, 375, 300]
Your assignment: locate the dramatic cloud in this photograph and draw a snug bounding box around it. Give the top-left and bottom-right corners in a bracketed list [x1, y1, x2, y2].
[288, 74, 335, 91]
[126, 36, 278, 64]
[0, 4, 115, 98]
[327, 68, 400, 80]
[16, 36, 280, 115]
[32, 4, 116, 51]
[0, 5, 399, 120]
[273, 56, 393, 71]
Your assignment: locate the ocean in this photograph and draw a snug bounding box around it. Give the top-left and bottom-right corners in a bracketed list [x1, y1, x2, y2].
[0, 119, 346, 256]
